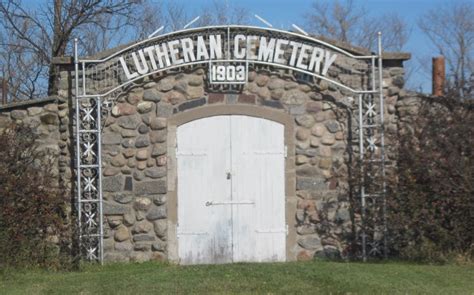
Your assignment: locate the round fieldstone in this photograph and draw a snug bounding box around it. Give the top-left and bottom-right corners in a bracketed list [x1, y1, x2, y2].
[150, 130, 167, 143]
[144, 82, 156, 89]
[296, 128, 310, 141]
[40, 113, 58, 125]
[121, 129, 136, 138]
[257, 87, 271, 99]
[128, 90, 143, 104]
[271, 88, 284, 100]
[146, 206, 167, 220]
[27, 107, 43, 116]
[11, 110, 27, 120]
[156, 156, 167, 166]
[187, 75, 203, 86]
[147, 158, 155, 167]
[134, 197, 152, 211]
[137, 161, 147, 170]
[114, 225, 130, 242]
[296, 114, 315, 128]
[296, 140, 310, 149]
[319, 158, 332, 169]
[157, 77, 174, 91]
[123, 213, 136, 226]
[298, 236, 322, 250]
[150, 118, 166, 130]
[137, 101, 153, 113]
[145, 167, 166, 179]
[281, 89, 307, 105]
[112, 103, 136, 117]
[123, 148, 135, 158]
[127, 158, 136, 168]
[151, 144, 166, 157]
[336, 208, 350, 222]
[256, 75, 269, 86]
[310, 137, 320, 147]
[132, 220, 153, 234]
[133, 170, 145, 181]
[107, 216, 123, 228]
[111, 154, 126, 167]
[136, 149, 148, 160]
[296, 155, 308, 165]
[118, 114, 141, 130]
[321, 134, 336, 145]
[187, 86, 204, 98]
[135, 136, 150, 148]
[152, 241, 167, 252]
[114, 193, 133, 204]
[284, 81, 298, 90]
[325, 120, 340, 133]
[153, 195, 167, 206]
[103, 167, 120, 176]
[143, 88, 161, 102]
[297, 224, 317, 235]
[315, 246, 341, 260]
[267, 78, 285, 90]
[311, 124, 325, 137]
[296, 165, 319, 177]
[153, 220, 167, 239]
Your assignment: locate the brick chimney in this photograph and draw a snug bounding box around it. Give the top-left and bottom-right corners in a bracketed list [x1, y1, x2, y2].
[432, 56, 445, 97]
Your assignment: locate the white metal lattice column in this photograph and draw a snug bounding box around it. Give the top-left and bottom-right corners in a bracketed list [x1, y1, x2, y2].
[357, 32, 388, 261]
[75, 39, 104, 263]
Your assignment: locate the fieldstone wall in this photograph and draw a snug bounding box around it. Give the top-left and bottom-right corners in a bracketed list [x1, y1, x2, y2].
[0, 98, 65, 180]
[0, 96, 74, 211]
[57, 57, 404, 262]
[0, 43, 408, 263]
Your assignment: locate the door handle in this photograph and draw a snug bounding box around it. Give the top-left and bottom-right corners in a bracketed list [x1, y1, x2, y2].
[206, 200, 254, 206]
[226, 172, 231, 179]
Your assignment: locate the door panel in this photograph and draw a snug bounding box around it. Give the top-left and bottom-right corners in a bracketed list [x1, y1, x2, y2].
[231, 116, 286, 262]
[177, 116, 232, 264]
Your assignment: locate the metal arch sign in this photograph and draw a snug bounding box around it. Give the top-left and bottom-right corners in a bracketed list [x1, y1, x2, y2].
[119, 33, 337, 84]
[78, 25, 377, 97]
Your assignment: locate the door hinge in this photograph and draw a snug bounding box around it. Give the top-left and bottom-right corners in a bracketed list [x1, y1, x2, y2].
[177, 226, 208, 236]
[284, 145, 288, 158]
[255, 225, 288, 234]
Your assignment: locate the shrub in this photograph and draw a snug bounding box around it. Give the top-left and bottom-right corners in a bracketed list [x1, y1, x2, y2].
[0, 123, 70, 269]
[388, 97, 474, 262]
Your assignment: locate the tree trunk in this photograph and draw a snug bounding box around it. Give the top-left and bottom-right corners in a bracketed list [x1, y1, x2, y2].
[48, 0, 63, 96]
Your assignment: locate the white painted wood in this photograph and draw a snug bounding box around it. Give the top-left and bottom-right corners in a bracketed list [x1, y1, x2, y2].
[231, 116, 286, 262]
[177, 116, 232, 264]
[177, 115, 286, 264]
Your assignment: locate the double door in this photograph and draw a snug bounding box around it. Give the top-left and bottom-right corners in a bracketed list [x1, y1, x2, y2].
[176, 115, 286, 264]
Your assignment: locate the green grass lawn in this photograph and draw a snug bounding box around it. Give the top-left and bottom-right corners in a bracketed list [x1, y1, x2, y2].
[0, 260, 473, 294]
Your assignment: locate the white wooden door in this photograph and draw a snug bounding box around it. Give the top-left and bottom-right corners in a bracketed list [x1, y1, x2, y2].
[231, 116, 286, 262]
[177, 115, 286, 264]
[177, 116, 232, 264]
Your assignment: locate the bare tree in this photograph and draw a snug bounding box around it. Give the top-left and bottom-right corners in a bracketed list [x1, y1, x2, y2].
[0, 18, 48, 100]
[304, 0, 410, 51]
[418, 2, 474, 99]
[197, 0, 249, 26]
[0, 0, 142, 99]
[163, 1, 188, 32]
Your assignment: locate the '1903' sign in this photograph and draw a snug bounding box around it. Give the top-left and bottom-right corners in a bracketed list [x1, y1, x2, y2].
[119, 33, 338, 85]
